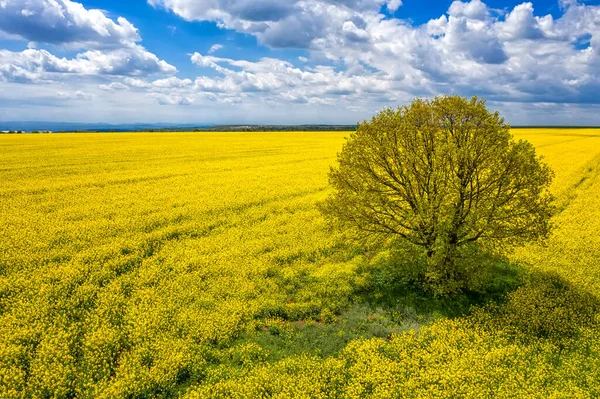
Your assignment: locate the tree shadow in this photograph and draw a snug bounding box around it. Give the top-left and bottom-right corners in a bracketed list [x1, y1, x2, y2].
[351, 249, 527, 319]
[243, 246, 599, 362]
[352, 248, 600, 343]
[246, 248, 530, 360]
[472, 270, 600, 343]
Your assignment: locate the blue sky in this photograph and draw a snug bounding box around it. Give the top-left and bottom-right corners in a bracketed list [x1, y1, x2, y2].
[1, 0, 600, 125]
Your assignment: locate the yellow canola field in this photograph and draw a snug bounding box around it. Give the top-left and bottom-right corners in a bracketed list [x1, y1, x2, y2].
[1, 129, 600, 398]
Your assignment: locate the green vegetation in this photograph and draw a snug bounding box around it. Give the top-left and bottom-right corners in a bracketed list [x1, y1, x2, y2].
[322, 97, 554, 295]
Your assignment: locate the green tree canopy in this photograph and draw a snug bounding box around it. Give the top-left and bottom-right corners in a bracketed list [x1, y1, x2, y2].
[321, 96, 554, 294]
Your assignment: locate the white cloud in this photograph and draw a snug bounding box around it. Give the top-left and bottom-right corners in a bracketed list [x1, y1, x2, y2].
[497, 3, 547, 41]
[143, 0, 600, 114]
[56, 90, 90, 100]
[99, 82, 130, 91]
[123, 77, 153, 88]
[152, 77, 193, 88]
[189, 52, 397, 105]
[0, 46, 177, 83]
[0, 0, 175, 83]
[148, 0, 392, 48]
[80, 46, 177, 76]
[149, 93, 194, 105]
[448, 0, 489, 20]
[342, 20, 370, 42]
[208, 44, 224, 54]
[387, 0, 402, 13]
[0, 0, 140, 48]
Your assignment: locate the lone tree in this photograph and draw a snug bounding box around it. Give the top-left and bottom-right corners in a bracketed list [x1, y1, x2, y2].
[321, 96, 554, 294]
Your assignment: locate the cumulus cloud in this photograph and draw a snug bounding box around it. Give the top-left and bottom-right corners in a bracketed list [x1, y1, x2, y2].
[0, 0, 176, 82]
[123, 77, 153, 88]
[152, 77, 193, 88]
[387, 0, 402, 13]
[148, 0, 393, 48]
[179, 0, 600, 109]
[56, 90, 91, 100]
[342, 20, 370, 42]
[148, 0, 391, 23]
[0, 0, 140, 48]
[497, 3, 548, 41]
[99, 82, 130, 91]
[443, 14, 509, 64]
[448, 0, 489, 20]
[0, 46, 177, 83]
[80, 47, 177, 75]
[149, 93, 194, 105]
[189, 52, 397, 105]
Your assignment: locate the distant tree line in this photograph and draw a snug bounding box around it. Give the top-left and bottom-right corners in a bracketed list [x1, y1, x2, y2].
[191, 125, 358, 132]
[1, 130, 56, 134]
[1, 125, 358, 133]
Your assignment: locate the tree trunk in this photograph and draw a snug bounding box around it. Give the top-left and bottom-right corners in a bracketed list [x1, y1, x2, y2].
[425, 238, 462, 295]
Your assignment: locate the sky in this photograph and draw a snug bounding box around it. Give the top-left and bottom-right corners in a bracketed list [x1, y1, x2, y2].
[1, 0, 600, 126]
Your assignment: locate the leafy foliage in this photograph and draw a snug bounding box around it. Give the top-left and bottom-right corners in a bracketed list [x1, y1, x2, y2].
[321, 96, 555, 293]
